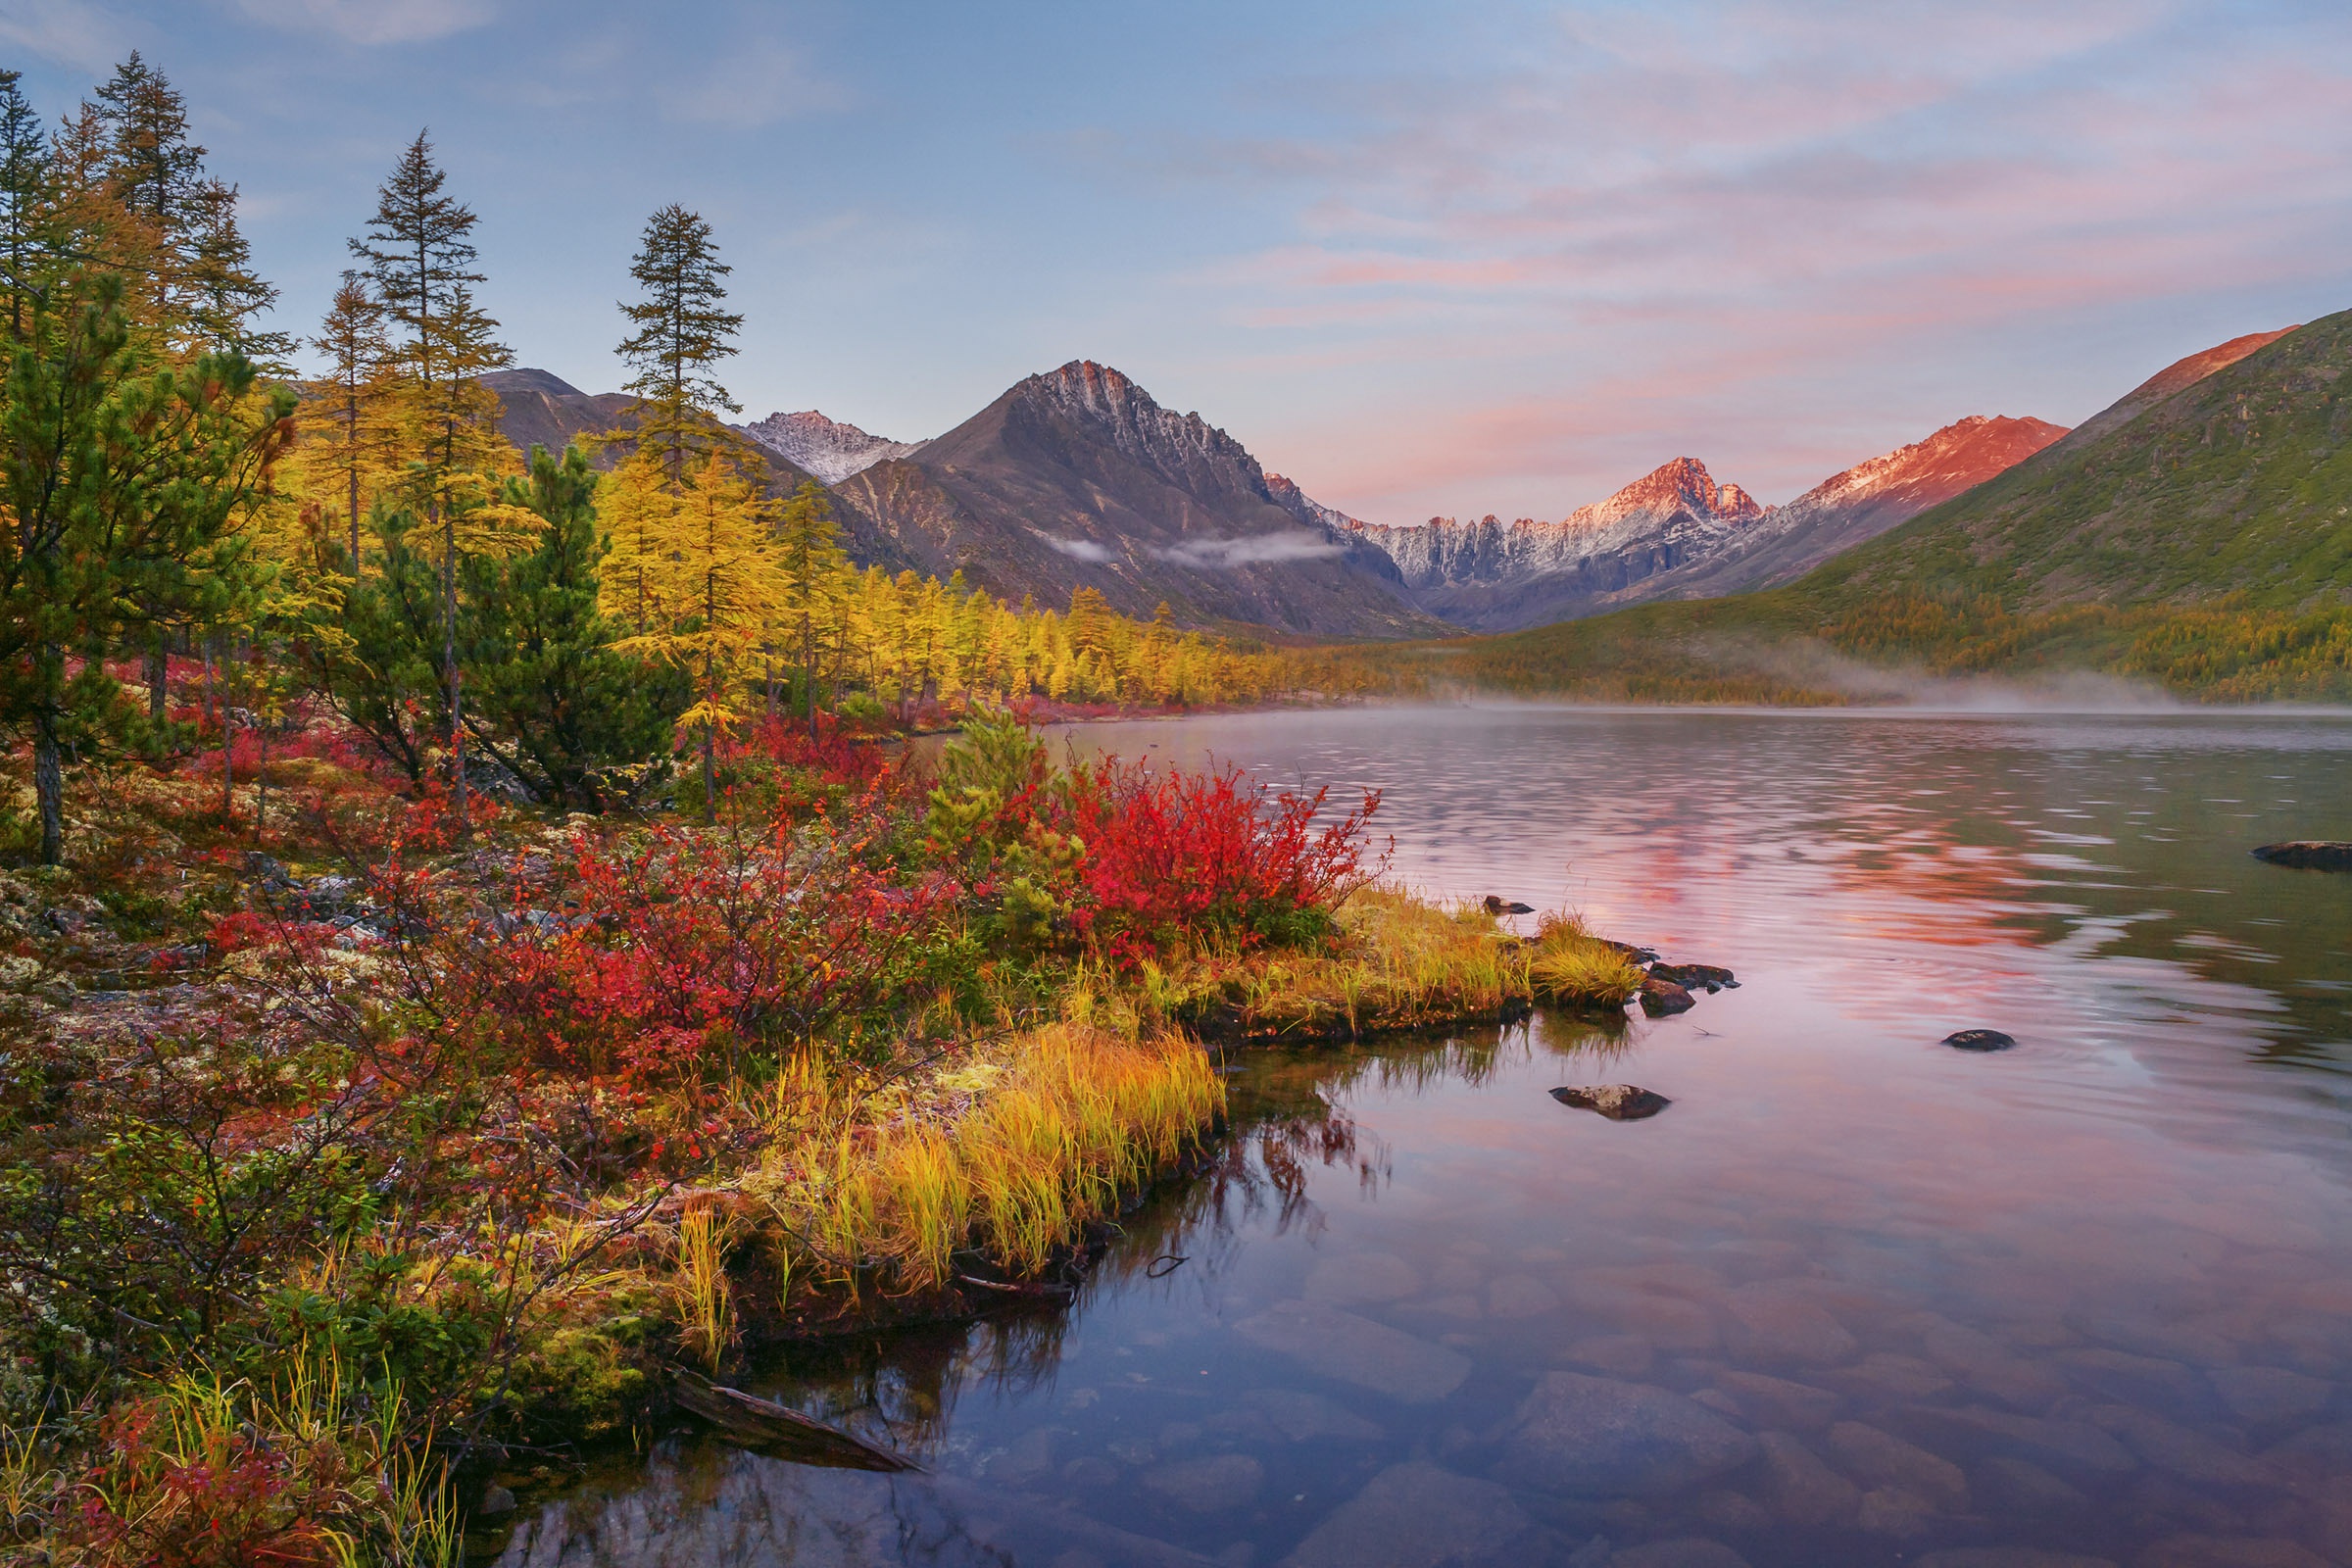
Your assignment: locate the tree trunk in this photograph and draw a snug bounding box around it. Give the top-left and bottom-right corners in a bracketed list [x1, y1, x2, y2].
[702, 722, 715, 825]
[201, 637, 216, 726]
[255, 721, 268, 839]
[441, 503, 467, 828]
[145, 638, 168, 721]
[805, 623, 819, 743]
[32, 646, 63, 866]
[222, 709, 234, 820]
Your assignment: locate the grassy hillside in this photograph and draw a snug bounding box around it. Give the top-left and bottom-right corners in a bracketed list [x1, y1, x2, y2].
[1337, 311, 2352, 704]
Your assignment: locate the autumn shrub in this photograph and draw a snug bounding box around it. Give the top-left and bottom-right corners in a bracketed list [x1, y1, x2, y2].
[1529, 909, 1645, 1007]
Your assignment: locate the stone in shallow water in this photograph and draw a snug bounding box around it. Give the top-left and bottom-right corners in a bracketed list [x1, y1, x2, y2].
[2057, 1348, 2205, 1408]
[2207, 1365, 2333, 1425]
[1552, 1085, 1672, 1120]
[1693, 1490, 1772, 1533]
[1827, 1421, 1971, 1513]
[1754, 1431, 1859, 1526]
[1565, 1336, 1657, 1377]
[1494, 1372, 1757, 1497]
[1233, 1300, 1471, 1403]
[2086, 1405, 2284, 1491]
[1303, 1251, 1423, 1305]
[1894, 1404, 2138, 1478]
[1942, 1028, 2015, 1052]
[1723, 1284, 1859, 1368]
[1972, 1455, 2088, 1515]
[1914, 1553, 2118, 1568]
[1856, 1486, 1939, 1538]
[1908, 1314, 2069, 1411]
[1837, 1352, 1955, 1401]
[1711, 1370, 1840, 1432]
[2137, 1538, 2332, 1568]
[1144, 1454, 1264, 1513]
[1610, 1539, 1751, 1568]
[2258, 1420, 2352, 1488]
[1280, 1463, 1535, 1568]
[1489, 1273, 1562, 1319]
[1234, 1388, 1385, 1443]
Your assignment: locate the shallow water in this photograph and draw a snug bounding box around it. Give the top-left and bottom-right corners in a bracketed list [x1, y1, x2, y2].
[496, 707, 2352, 1568]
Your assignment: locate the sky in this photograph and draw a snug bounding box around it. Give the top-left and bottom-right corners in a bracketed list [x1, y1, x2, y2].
[4, 0, 2350, 524]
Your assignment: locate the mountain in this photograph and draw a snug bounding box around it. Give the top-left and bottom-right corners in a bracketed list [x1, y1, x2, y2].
[740, 411, 920, 484]
[1807, 317, 2341, 609]
[1633, 415, 2069, 602]
[831, 361, 1438, 637]
[481, 368, 637, 456]
[1346, 458, 1768, 631]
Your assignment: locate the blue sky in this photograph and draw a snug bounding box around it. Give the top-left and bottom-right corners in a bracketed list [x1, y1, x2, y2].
[4, 0, 2349, 522]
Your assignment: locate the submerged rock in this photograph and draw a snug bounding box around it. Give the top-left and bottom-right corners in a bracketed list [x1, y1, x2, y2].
[1942, 1028, 2016, 1052]
[2251, 841, 2352, 871]
[1494, 1371, 1757, 1496]
[1552, 1085, 1672, 1120]
[1483, 895, 1537, 915]
[1143, 1453, 1263, 1513]
[1233, 1300, 1471, 1402]
[1649, 962, 1737, 992]
[1282, 1462, 1537, 1568]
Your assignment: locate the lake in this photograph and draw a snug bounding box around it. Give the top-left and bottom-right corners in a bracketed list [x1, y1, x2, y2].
[493, 705, 2352, 1568]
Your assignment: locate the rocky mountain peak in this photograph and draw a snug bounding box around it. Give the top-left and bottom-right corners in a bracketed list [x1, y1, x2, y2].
[1012, 360, 1261, 483]
[1572, 457, 1768, 532]
[741, 410, 919, 485]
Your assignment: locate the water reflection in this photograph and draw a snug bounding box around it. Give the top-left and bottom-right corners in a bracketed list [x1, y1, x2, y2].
[499, 710, 2352, 1568]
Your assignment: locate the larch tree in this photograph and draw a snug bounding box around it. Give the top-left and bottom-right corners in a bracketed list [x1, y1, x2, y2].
[616, 203, 744, 482]
[307, 270, 397, 570]
[0, 71, 50, 344]
[775, 479, 847, 739]
[350, 130, 515, 824]
[606, 452, 784, 819]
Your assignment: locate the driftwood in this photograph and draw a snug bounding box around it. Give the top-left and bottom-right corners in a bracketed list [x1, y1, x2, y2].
[671, 1370, 917, 1472]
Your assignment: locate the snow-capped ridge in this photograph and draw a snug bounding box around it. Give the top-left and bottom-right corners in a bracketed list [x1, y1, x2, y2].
[741, 410, 920, 484]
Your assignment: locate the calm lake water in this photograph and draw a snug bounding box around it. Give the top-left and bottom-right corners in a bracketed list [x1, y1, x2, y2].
[495, 706, 2352, 1568]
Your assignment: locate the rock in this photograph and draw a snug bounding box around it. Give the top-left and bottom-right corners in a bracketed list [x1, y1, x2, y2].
[1566, 1336, 1657, 1378]
[1973, 1455, 2088, 1515]
[1483, 896, 1537, 915]
[2137, 1537, 2331, 1568]
[1061, 1456, 1121, 1487]
[1489, 1274, 1562, 1318]
[1551, 1085, 1672, 1120]
[1855, 1487, 1939, 1538]
[2085, 1405, 2283, 1491]
[1942, 1028, 2016, 1052]
[1711, 1370, 1840, 1432]
[1754, 1431, 1860, 1526]
[1281, 1463, 1534, 1568]
[1910, 1315, 2070, 1411]
[2207, 1366, 2333, 1426]
[1914, 1553, 2117, 1568]
[2074, 1314, 2242, 1369]
[1303, 1251, 1423, 1305]
[1610, 1540, 1751, 1568]
[1648, 963, 1737, 992]
[1236, 1389, 1384, 1443]
[1694, 1490, 1773, 1533]
[1639, 974, 1696, 1016]
[2258, 1421, 2352, 1487]
[2057, 1348, 2206, 1408]
[1234, 1301, 1471, 1403]
[1895, 1404, 2138, 1477]
[1723, 1284, 1859, 1368]
[1495, 1372, 1758, 1497]
[985, 1427, 1057, 1483]
[2250, 842, 2352, 871]
[1144, 1454, 1264, 1513]
[1836, 1352, 1955, 1401]
[476, 1483, 516, 1517]
[1827, 1421, 1971, 1513]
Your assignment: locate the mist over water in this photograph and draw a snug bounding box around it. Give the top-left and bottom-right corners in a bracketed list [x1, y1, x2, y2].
[499, 707, 2352, 1568]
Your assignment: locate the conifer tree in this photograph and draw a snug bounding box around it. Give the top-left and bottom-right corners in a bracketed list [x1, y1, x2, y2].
[605, 452, 784, 818]
[775, 479, 847, 739]
[308, 270, 396, 568]
[0, 71, 48, 344]
[616, 203, 744, 480]
[350, 131, 515, 823]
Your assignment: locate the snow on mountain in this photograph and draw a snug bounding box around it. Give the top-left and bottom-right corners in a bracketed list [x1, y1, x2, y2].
[741, 410, 920, 484]
[1349, 457, 1769, 597]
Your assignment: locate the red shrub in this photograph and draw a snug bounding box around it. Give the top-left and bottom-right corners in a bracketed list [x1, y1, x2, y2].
[1063, 760, 1384, 962]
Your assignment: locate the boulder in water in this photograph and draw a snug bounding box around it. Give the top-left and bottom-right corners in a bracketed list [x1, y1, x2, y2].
[1551, 1085, 1671, 1120]
[2251, 841, 2352, 871]
[1640, 973, 1696, 1015]
[1942, 1029, 2015, 1053]
[1483, 895, 1537, 915]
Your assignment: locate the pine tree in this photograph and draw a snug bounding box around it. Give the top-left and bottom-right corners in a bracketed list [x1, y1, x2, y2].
[0, 71, 49, 344]
[616, 204, 744, 481]
[775, 479, 846, 739]
[93, 52, 204, 230]
[349, 131, 514, 824]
